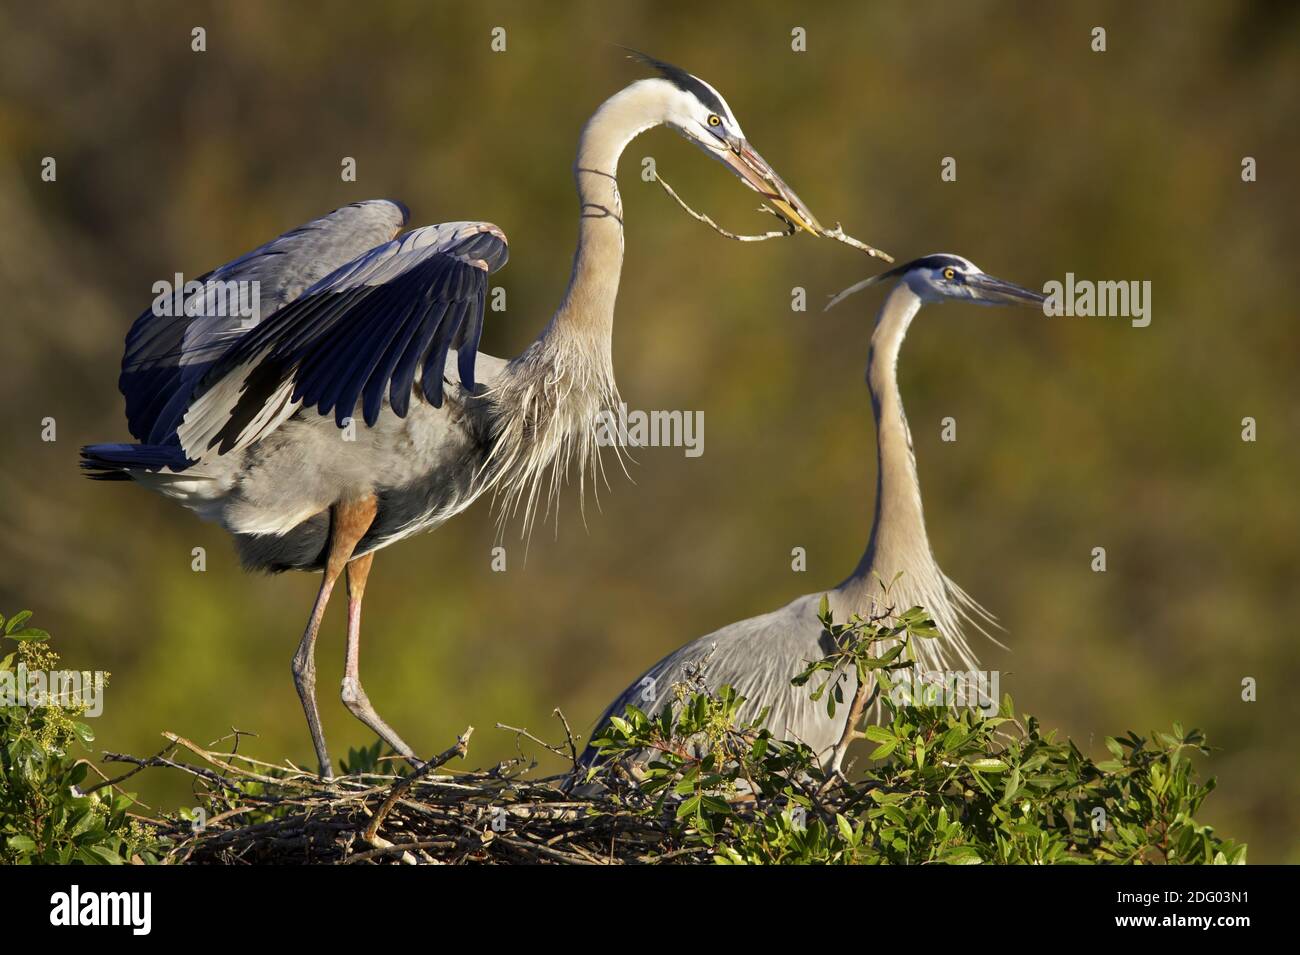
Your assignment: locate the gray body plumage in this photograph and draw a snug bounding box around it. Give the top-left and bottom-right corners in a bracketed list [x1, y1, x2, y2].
[225, 350, 506, 572]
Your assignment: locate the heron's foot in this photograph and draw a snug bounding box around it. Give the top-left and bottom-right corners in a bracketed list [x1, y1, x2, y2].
[340, 677, 418, 768]
[292, 658, 335, 785]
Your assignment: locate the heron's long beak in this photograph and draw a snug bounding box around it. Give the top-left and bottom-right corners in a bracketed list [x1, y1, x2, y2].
[969, 272, 1047, 308]
[721, 139, 822, 235]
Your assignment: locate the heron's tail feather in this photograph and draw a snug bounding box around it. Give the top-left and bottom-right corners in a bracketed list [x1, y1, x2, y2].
[80, 442, 192, 480]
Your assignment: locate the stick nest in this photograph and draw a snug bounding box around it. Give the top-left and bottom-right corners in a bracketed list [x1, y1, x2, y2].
[103, 722, 710, 865]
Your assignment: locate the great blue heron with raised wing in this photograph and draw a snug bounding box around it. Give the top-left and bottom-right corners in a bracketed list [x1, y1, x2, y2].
[81, 55, 822, 778]
[579, 254, 1046, 773]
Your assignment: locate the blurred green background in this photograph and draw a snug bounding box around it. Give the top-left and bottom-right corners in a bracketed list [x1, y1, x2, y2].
[2, 1, 1297, 860]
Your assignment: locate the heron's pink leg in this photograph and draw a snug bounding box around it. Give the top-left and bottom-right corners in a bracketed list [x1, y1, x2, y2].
[291, 495, 377, 779]
[292, 571, 338, 778]
[341, 549, 419, 764]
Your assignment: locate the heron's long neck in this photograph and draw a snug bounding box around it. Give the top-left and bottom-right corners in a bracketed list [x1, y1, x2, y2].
[487, 84, 664, 533]
[540, 84, 663, 362]
[836, 284, 932, 610]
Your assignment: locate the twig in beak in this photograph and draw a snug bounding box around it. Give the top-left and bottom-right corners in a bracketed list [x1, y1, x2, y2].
[654, 173, 797, 242]
[653, 172, 894, 262]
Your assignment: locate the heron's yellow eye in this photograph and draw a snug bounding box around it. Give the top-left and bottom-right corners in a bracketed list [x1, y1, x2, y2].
[943, 267, 956, 280]
[707, 114, 722, 127]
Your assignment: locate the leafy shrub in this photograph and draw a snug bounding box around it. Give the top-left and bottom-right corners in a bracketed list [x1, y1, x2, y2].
[587, 599, 1246, 865]
[0, 611, 162, 864]
[0, 604, 1245, 865]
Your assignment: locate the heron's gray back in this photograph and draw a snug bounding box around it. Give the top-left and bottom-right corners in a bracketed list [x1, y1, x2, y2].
[581, 593, 856, 768]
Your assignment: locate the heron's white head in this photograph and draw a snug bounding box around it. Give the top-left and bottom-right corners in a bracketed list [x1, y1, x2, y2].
[624, 52, 822, 235]
[826, 254, 1047, 311]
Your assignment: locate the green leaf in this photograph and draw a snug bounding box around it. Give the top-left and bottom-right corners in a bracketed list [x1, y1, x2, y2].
[87, 843, 125, 865]
[7, 628, 50, 643]
[1000, 764, 1022, 805]
[869, 739, 899, 760]
[938, 845, 983, 865]
[676, 794, 702, 820]
[7, 835, 36, 853]
[700, 795, 730, 816]
[865, 725, 895, 743]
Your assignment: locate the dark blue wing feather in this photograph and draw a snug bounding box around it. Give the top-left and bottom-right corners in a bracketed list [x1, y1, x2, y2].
[118, 200, 410, 445]
[180, 222, 508, 456]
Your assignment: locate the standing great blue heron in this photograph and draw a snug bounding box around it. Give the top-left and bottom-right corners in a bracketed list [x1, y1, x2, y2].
[81, 56, 821, 778]
[580, 254, 1046, 772]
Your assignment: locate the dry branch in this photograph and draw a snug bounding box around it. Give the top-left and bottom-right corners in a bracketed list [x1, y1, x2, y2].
[653, 172, 894, 262]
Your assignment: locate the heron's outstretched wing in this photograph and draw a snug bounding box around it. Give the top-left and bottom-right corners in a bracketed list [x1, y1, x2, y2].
[119, 199, 411, 445]
[176, 221, 509, 460]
